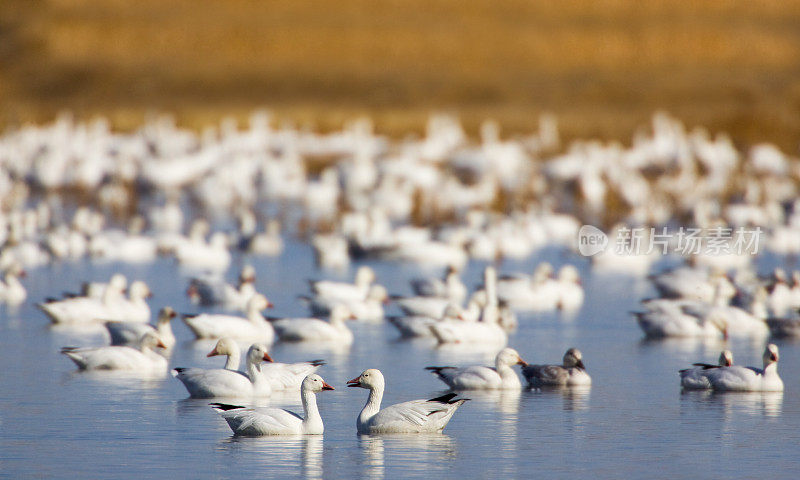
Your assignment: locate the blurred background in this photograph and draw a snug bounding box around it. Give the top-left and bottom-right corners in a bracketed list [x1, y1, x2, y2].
[3, 0, 800, 150]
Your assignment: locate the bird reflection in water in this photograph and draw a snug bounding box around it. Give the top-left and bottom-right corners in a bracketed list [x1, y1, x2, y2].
[683, 390, 783, 419]
[216, 435, 323, 478]
[358, 433, 457, 480]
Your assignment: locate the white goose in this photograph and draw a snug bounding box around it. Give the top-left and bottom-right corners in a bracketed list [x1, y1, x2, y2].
[308, 266, 375, 303]
[187, 265, 259, 311]
[387, 303, 464, 339]
[172, 342, 274, 398]
[104, 306, 177, 348]
[211, 374, 334, 435]
[680, 350, 734, 390]
[347, 368, 468, 434]
[425, 348, 527, 390]
[522, 348, 591, 387]
[182, 294, 275, 343]
[0, 263, 26, 306]
[703, 344, 783, 392]
[305, 284, 388, 322]
[410, 265, 467, 304]
[271, 305, 354, 344]
[39, 278, 149, 324]
[175, 231, 231, 272]
[61, 331, 167, 374]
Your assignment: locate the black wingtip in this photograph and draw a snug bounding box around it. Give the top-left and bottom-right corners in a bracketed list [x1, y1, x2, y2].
[428, 392, 459, 404]
[209, 402, 246, 411]
[308, 359, 326, 367]
[181, 313, 199, 319]
[173, 367, 187, 373]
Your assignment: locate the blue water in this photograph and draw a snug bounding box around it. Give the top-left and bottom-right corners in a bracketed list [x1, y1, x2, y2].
[2, 240, 799, 479]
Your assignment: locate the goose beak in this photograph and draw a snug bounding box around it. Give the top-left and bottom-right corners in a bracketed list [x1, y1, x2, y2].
[346, 377, 361, 387]
[575, 359, 586, 370]
[263, 353, 274, 362]
[186, 285, 197, 297]
[156, 339, 167, 349]
[517, 357, 528, 367]
[206, 347, 218, 357]
[322, 382, 335, 391]
[265, 300, 274, 309]
[770, 353, 778, 362]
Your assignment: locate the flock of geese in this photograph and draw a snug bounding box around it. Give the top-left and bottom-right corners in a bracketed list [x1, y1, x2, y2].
[0, 111, 797, 436]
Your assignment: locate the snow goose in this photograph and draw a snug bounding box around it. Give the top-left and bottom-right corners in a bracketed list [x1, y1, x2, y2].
[211, 374, 334, 435]
[105, 280, 153, 324]
[393, 295, 452, 319]
[554, 265, 584, 311]
[409, 265, 467, 304]
[632, 297, 729, 339]
[425, 347, 527, 390]
[271, 304, 355, 344]
[38, 277, 147, 324]
[0, 263, 26, 306]
[104, 306, 177, 348]
[182, 294, 275, 343]
[308, 266, 375, 303]
[387, 303, 464, 339]
[305, 284, 388, 322]
[703, 344, 784, 392]
[496, 262, 560, 312]
[61, 331, 168, 374]
[176, 231, 231, 272]
[187, 265, 259, 311]
[347, 368, 468, 434]
[522, 348, 591, 387]
[679, 350, 734, 390]
[172, 342, 274, 398]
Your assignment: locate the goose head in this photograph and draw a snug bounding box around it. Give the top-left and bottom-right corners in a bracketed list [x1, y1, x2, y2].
[246, 343, 274, 372]
[558, 265, 581, 285]
[496, 347, 527, 368]
[129, 281, 152, 300]
[139, 331, 167, 350]
[247, 293, 273, 312]
[719, 350, 734, 367]
[366, 285, 389, 304]
[302, 374, 335, 393]
[330, 304, 355, 323]
[533, 262, 554, 283]
[347, 368, 384, 391]
[563, 348, 586, 370]
[355, 266, 376, 287]
[239, 264, 257, 284]
[157, 306, 177, 325]
[109, 273, 128, 293]
[763, 344, 779, 368]
[207, 337, 238, 358]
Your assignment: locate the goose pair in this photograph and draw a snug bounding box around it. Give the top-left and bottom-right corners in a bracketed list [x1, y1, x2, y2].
[40, 279, 151, 324]
[104, 306, 177, 348]
[186, 265, 259, 311]
[680, 345, 783, 392]
[173, 338, 325, 397]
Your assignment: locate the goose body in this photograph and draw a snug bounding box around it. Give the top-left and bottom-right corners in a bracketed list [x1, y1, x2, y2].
[426, 348, 527, 390]
[522, 348, 591, 387]
[182, 294, 274, 342]
[308, 266, 375, 303]
[680, 350, 734, 390]
[347, 369, 468, 434]
[187, 265, 258, 311]
[172, 342, 273, 398]
[211, 374, 334, 435]
[61, 331, 167, 373]
[271, 305, 354, 343]
[104, 306, 177, 347]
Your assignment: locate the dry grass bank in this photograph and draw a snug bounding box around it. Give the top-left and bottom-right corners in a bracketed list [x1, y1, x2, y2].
[2, 0, 800, 149]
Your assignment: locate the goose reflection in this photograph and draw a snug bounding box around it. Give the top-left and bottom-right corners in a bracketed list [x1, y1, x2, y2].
[528, 385, 591, 411]
[458, 388, 522, 415]
[682, 390, 783, 419]
[358, 433, 457, 480]
[217, 435, 323, 478]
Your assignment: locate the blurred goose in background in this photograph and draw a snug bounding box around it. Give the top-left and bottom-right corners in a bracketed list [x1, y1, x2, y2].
[211, 374, 334, 435]
[182, 294, 274, 342]
[347, 369, 468, 434]
[522, 348, 591, 387]
[39, 278, 150, 324]
[497, 262, 560, 311]
[410, 265, 467, 305]
[554, 265, 584, 311]
[387, 303, 464, 339]
[308, 266, 376, 303]
[311, 233, 350, 270]
[187, 264, 259, 311]
[426, 347, 527, 390]
[270, 304, 354, 344]
[703, 344, 783, 392]
[172, 342, 274, 398]
[304, 284, 388, 322]
[680, 350, 734, 390]
[649, 267, 736, 304]
[0, 262, 26, 306]
[175, 231, 231, 272]
[104, 306, 177, 348]
[61, 331, 167, 374]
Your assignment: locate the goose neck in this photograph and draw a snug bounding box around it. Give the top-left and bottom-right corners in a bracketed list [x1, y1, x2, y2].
[301, 388, 323, 432]
[224, 349, 241, 370]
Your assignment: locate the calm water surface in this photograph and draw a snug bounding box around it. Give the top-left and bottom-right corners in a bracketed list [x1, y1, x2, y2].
[2, 240, 799, 479]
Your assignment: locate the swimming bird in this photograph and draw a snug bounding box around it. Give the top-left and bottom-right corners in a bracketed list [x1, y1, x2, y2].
[104, 306, 177, 348]
[182, 294, 274, 342]
[210, 374, 334, 436]
[702, 344, 784, 392]
[425, 347, 527, 390]
[347, 368, 468, 434]
[186, 265, 259, 311]
[308, 266, 376, 303]
[522, 348, 591, 387]
[679, 350, 734, 390]
[270, 304, 355, 343]
[172, 342, 274, 398]
[61, 331, 167, 374]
